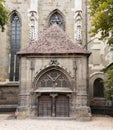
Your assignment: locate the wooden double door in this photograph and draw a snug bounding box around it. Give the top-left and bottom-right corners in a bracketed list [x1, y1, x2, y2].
[38, 94, 69, 117]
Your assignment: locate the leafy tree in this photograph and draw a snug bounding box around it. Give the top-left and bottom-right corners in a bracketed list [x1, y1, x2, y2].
[103, 66, 113, 101]
[0, 0, 8, 32]
[89, 0, 113, 45]
[89, 0, 113, 102]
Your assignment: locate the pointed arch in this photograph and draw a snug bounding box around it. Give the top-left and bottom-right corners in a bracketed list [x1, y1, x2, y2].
[34, 66, 72, 90]
[48, 9, 65, 30]
[9, 10, 21, 81]
[9, 10, 21, 24]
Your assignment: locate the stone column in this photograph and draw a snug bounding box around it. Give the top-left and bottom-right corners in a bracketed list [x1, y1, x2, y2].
[50, 93, 58, 117]
[66, 94, 72, 117]
[29, 59, 37, 117]
[71, 59, 77, 118]
[16, 58, 31, 119]
[75, 58, 91, 121]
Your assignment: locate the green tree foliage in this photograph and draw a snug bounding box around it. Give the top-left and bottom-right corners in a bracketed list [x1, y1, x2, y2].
[0, 0, 8, 32]
[89, 0, 113, 101]
[104, 66, 113, 101]
[89, 0, 113, 45]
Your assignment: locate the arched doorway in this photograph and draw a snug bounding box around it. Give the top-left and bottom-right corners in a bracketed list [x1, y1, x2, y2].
[35, 68, 72, 117]
[93, 78, 104, 97]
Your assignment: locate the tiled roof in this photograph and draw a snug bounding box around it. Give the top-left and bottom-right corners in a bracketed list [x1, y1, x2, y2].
[17, 24, 90, 55]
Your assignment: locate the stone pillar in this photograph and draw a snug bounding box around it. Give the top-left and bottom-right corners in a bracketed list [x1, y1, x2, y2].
[70, 59, 77, 118]
[75, 58, 91, 121]
[67, 94, 73, 117]
[17, 58, 36, 119]
[16, 58, 31, 119]
[27, 92, 37, 117]
[50, 93, 58, 117]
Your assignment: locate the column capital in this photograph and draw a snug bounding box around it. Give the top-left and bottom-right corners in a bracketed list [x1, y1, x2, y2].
[50, 93, 58, 98]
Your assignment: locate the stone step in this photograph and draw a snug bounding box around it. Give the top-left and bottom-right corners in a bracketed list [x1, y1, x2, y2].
[0, 113, 16, 120]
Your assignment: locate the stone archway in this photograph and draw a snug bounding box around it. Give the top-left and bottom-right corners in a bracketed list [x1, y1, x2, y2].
[36, 69, 71, 89]
[35, 68, 72, 117]
[93, 78, 104, 98]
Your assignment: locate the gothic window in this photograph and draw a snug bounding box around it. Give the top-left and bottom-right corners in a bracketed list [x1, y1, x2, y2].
[49, 12, 65, 30]
[38, 70, 70, 88]
[10, 12, 21, 81]
[93, 78, 104, 97]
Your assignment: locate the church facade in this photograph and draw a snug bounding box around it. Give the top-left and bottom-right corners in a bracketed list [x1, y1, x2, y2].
[17, 24, 91, 120]
[0, 0, 111, 119]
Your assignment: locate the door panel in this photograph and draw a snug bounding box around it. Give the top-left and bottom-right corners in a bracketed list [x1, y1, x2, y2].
[38, 96, 52, 117]
[56, 95, 69, 117]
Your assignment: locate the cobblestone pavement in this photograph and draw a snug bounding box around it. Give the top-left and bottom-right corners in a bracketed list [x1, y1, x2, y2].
[0, 114, 113, 130]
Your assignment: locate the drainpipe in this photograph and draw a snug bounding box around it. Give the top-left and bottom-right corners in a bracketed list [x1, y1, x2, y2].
[85, 0, 90, 107]
[85, 0, 88, 50]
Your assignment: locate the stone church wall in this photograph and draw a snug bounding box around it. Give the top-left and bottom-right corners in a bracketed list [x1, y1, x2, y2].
[0, 84, 19, 112]
[0, 0, 110, 113]
[0, 0, 87, 79]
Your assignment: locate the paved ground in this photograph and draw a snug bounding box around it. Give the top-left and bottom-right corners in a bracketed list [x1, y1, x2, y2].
[0, 114, 113, 130]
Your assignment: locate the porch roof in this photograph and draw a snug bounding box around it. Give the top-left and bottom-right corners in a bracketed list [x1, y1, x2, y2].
[17, 24, 90, 56]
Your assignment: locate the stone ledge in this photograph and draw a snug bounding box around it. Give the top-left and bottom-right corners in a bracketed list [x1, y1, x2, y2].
[0, 105, 18, 108]
[0, 82, 19, 87]
[0, 105, 17, 112]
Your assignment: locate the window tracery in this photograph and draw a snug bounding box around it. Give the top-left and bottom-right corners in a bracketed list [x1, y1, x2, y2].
[10, 12, 21, 81]
[38, 70, 69, 88]
[49, 12, 64, 30]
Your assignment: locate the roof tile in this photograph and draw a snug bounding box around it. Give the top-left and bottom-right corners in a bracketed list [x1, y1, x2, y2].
[17, 24, 90, 55]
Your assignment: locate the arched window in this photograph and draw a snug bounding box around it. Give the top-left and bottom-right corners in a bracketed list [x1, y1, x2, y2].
[10, 12, 21, 81]
[38, 70, 70, 88]
[49, 12, 65, 30]
[93, 78, 104, 97]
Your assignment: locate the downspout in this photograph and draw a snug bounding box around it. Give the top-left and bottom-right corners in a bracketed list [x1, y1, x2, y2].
[85, 0, 88, 51]
[85, 0, 90, 107]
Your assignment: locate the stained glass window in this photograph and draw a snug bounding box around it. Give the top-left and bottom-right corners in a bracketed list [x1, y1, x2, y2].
[10, 13, 21, 81]
[38, 70, 69, 88]
[49, 12, 64, 30]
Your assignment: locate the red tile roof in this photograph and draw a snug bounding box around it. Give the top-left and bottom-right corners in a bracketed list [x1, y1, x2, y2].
[17, 24, 90, 55]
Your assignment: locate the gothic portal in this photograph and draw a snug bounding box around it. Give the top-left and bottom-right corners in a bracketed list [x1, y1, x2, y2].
[17, 24, 91, 120]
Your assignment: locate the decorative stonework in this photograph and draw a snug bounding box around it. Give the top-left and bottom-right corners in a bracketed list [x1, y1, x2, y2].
[74, 0, 82, 43]
[74, 11, 82, 43]
[17, 20, 91, 120]
[49, 59, 59, 66]
[29, 0, 38, 42]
